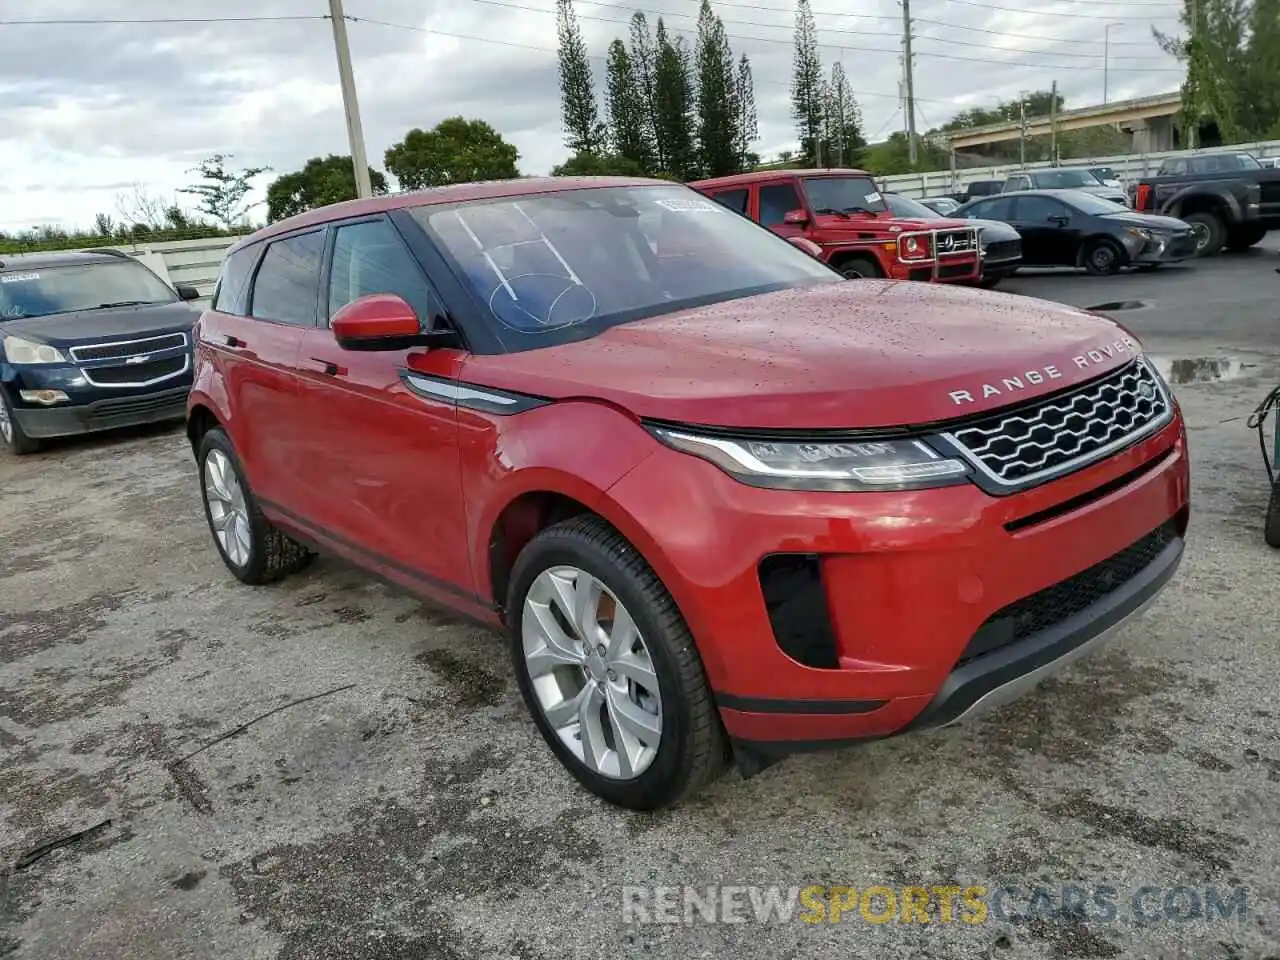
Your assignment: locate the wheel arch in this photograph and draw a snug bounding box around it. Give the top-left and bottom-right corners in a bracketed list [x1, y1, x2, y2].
[1077, 233, 1127, 268]
[827, 249, 885, 277]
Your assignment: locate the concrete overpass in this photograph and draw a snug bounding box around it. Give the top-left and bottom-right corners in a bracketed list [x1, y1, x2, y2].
[946, 91, 1184, 154]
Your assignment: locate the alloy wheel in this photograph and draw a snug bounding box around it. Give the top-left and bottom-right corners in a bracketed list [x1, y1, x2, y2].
[1189, 221, 1211, 253]
[203, 448, 252, 568]
[521, 565, 662, 780]
[1091, 246, 1116, 272]
[0, 399, 12, 444]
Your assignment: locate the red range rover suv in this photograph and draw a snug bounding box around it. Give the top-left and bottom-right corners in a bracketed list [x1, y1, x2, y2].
[188, 177, 1189, 810]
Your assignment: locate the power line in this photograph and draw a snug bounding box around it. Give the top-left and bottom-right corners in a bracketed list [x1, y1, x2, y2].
[542, 0, 1171, 60]
[431, 0, 1184, 71]
[0, 15, 327, 25]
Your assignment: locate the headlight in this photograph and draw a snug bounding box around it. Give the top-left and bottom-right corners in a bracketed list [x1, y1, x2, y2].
[3, 335, 66, 364]
[649, 428, 968, 491]
[1125, 227, 1152, 241]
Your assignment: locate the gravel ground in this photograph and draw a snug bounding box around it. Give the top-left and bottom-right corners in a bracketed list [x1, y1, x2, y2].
[2, 247, 1279, 960]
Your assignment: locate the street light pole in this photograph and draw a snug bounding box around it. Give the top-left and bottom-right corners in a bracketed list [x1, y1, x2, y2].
[1103, 22, 1123, 105]
[328, 0, 373, 199]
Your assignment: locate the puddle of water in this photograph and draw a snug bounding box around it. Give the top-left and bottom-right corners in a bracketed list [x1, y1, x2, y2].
[1148, 356, 1251, 384]
[1087, 300, 1152, 312]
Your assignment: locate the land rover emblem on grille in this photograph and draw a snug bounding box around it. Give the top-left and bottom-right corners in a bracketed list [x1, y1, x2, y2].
[125, 354, 151, 364]
[1136, 380, 1156, 400]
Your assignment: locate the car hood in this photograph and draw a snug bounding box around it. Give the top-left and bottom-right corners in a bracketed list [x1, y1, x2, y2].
[814, 214, 974, 235]
[1074, 185, 1129, 201]
[965, 218, 1021, 241]
[463, 281, 1142, 430]
[1101, 211, 1191, 232]
[0, 301, 200, 348]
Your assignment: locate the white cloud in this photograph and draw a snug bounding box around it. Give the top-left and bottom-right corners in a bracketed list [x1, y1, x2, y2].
[0, 0, 1185, 230]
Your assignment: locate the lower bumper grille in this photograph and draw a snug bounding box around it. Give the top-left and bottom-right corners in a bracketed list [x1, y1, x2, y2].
[958, 519, 1177, 665]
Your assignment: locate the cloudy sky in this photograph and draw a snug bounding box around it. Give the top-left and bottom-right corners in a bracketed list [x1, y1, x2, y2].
[0, 0, 1187, 231]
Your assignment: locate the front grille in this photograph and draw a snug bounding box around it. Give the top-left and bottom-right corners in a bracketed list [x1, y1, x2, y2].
[984, 238, 1021, 260]
[935, 228, 978, 255]
[70, 332, 187, 362]
[958, 520, 1176, 665]
[943, 360, 1171, 488]
[84, 356, 187, 386]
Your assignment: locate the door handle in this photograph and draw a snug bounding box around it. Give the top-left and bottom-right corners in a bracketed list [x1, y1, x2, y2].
[306, 357, 346, 377]
[222, 335, 246, 348]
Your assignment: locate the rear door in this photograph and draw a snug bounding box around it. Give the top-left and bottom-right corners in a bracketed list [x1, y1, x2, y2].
[292, 215, 474, 597]
[201, 230, 322, 504]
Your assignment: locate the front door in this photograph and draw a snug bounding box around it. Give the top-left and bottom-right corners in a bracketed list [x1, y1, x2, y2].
[1010, 195, 1079, 266]
[755, 180, 809, 240]
[291, 216, 475, 601]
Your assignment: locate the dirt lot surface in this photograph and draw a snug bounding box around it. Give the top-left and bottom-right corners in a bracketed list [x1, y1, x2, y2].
[3, 248, 1280, 959]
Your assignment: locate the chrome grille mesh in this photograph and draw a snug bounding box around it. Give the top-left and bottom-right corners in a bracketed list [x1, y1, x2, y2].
[70, 332, 187, 363]
[943, 360, 1171, 486]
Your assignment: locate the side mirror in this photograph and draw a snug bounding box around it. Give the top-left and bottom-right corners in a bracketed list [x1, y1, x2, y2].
[786, 236, 823, 259]
[176, 284, 201, 301]
[332, 293, 452, 351]
[783, 209, 809, 225]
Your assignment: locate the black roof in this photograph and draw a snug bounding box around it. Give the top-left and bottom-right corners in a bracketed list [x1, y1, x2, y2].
[0, 249, 133, 271]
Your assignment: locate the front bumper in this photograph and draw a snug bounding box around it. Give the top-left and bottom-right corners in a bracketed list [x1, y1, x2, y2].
[1132, 232, 1199, 264]
[605, 411, 1189, 753]
[8, 382, 190, 438]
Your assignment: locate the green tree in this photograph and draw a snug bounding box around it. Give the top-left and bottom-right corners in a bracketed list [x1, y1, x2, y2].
[177, 153, 269, 230]
[791, 0, 825, 166]
[93, 212, 114, 237]
[695, 0, 740, 177]
[551, 151, 648, 176]
[605, 39, 652, 171]
[265, 155, 389, 222]
[653, 20, 697, 179]
[629, 13, 661, 169]
[822, 63, 866, 167]
[384, 117, 520, 189]
[861, 131, 949, 176]
[557, 0, 603, 154]
[734, 54, 760, 170]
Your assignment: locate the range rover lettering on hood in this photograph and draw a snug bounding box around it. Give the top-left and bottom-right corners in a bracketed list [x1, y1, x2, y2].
[948, 336, 1139, 405]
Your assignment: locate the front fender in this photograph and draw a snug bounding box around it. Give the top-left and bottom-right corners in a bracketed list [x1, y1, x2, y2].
[187, 345, 233, 442]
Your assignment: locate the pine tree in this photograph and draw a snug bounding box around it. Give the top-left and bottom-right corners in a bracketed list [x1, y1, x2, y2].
[629, 13, 661, 169]
[695, 0, 739, 177]
[823, 62, 866, 167]
[791, 0, 825, 166]
[734, 55, 759, 170]
[653, 19, 696, 178]
[606, 39, 652, 170]
[557, 0, 602, 154]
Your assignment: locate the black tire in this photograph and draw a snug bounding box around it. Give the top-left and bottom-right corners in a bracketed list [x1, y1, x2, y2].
[1225, 225, 1266, 252]
[1083, 238, 1124, 276]
[1266, 478, 1280, 549]
[836, 258, 880, 279]
[977, 275, 1002, 289]
[507, 515, 728, 810]
[197, 427, 315, 585]
[1183, 211, 1225, 256]
[0, 387, 40, 455]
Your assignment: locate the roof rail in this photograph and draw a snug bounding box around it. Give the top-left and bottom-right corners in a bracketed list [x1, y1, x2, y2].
[90, 247, 133, 259]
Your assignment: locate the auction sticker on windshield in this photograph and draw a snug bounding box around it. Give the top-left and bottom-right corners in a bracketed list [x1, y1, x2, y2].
[654, 198, 723, 213]
[0, 272, 39, 283]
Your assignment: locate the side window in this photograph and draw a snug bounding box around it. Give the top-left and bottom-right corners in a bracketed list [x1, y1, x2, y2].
[711, 189, 748, 214]
[970, 197, 1013, 220]
[211, 244, 260, 315]
[250, 231, 325, 326]
[327, 219, 435, 326]
[758, 183, 803, 227]
[1012, 196, 1067, 222]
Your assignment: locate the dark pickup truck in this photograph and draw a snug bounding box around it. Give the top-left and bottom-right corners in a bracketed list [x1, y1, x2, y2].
[1129, 159, 1280, 255]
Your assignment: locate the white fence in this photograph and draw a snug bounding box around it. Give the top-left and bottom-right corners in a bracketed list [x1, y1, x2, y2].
[103, 139, 1280, 289]
[879, 139, 1280, 198]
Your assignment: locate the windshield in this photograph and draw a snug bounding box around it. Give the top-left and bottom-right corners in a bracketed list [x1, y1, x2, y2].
[412, 185, 838, 346]
[801, 177, 889, 216]
[1063, 191, 1130, 215]
[1031, 169, 1102, 188]
[0, 260, 176, 321]
[885, 194, 942, 220]
[1090, 167, 1118, 180]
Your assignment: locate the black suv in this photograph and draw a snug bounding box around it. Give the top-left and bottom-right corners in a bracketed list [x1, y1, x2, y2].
[0, 249, 203, 454]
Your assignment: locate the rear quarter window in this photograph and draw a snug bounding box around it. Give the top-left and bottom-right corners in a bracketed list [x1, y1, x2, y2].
[212, 244, 261, 315]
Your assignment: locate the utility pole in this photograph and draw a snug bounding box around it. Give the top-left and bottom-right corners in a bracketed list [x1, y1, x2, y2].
[1187, 0, 1199, 149]
[328, 0, 373, 199]
[1019, 93, 1027, 169]
[1050, 80, 1059, 165]
[901, 0, 917, 166]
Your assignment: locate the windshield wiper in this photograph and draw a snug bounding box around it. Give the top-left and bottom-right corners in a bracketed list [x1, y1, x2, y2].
[92, 300, 154, 309]
[813, 207, 851, 219]
[841, 205, 876, 215]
